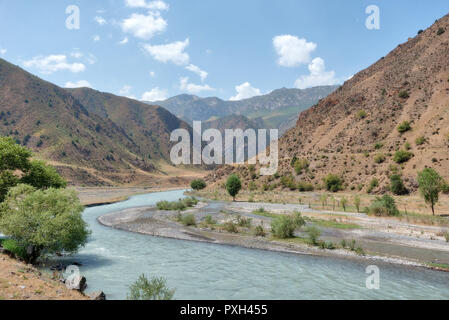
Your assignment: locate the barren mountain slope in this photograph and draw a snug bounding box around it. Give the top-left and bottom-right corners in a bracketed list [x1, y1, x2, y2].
[208, 14, 449, 193]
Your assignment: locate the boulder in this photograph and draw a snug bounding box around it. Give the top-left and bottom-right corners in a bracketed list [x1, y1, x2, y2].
[88, 291, 106, 300]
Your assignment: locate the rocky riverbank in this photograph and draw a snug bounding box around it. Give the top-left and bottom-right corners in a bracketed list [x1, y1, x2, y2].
[98, 200, 449, 272]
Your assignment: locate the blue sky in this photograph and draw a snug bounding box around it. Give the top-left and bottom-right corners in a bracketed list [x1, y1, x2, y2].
[0, 0, 448, 101]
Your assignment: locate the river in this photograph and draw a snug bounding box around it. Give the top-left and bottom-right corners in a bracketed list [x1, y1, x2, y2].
[50, 189, 449, 300]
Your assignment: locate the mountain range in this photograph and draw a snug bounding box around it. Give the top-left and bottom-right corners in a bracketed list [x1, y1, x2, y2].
[149, 86, 337, 134]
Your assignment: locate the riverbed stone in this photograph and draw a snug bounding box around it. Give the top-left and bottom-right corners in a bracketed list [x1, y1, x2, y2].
[88, 291, 106, 300]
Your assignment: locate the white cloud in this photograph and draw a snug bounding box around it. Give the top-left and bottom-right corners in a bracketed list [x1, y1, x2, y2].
[0, 48, 7, 55]
[125, 0, 169, 10]
[294, 57, 340, 89]
[229, 82, 261, 101]
[273, 35, 316, 67]
[70, 50, 83, 59]
[118, 37, 129, 45]
[149, 71, 156, 77]
[143, 39, 190, 65]
[119, 85, 132, 95]
[64, 80, 92, 88]
[179, 77, 214, 95]
[93, 35, 101, 42]
[94, 16, 107, 25]
[23, 55, 86, 74]
[185, 64, 208, 82]
[141, 87, 168, 101]
[121, 12, 167, 40]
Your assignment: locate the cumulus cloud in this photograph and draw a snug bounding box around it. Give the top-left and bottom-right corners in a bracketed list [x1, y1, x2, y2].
[141, 87, 168, 101]
[273, 35, 316, 67]
[229, 82, 261, 101]
[94, 16, 107, 25]
[125, 0, 169, 10]
[121, 12, 167, 39]
[64, 80, 92, 88]
[149, 71, 156, 77]
[0, 48, 7, 55]
[294, 57, 340, 89]
[70, 50, 83, 59]
[23, 55, 86, 74]
[179, 77, 214, 95]
[143, 39, 190, 65]
[93, 35, 101, 42]
[185, 64, 208, 82]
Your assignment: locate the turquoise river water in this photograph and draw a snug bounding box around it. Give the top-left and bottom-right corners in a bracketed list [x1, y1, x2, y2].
[51, 190, 449, 300]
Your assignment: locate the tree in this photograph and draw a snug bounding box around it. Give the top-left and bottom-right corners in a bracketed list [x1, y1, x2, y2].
[21, 160, 67, 189]
[320, 194, 328, 209]
[418, 168, 443, 216]
[271, 213, 305, 239]
[0, 185, 90, 264]
[0, 137, 66, 202]
[353, 195, 361, 213]
[341, 197, 348, 212]
[127, 274, 175, 300]
[226, 174, 241, 201]
[190, 179, 206, 191]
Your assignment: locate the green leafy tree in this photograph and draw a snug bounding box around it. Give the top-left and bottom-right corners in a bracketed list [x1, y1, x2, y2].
[127, 274, 175, 300]
[271, 213, 305, 239]
[418, 168, 443, 216]
[341, 197, 348, 212]
[226, 174, 242, 201]
[190, 179, 206, 191]
[21, 160, 67, 189]
[0, 185, 90, 263]
[0, 137, 66, 202]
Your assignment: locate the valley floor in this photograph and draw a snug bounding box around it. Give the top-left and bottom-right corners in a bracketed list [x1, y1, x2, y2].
[98, 196, 449, 272]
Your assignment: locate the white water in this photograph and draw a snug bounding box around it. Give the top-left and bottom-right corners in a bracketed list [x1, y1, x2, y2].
[51, 190, 449, 300]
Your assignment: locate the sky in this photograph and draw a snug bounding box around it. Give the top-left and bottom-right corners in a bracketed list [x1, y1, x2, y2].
[0, 0, 448, 101]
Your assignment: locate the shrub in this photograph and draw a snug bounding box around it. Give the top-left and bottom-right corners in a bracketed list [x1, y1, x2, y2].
[398, 91, 410, 99]
[324, 174, 343, 192]
[306, 227, 321, 245]
[437, 27, 445, 35]
[226, 174, 242, 201]
[374, 142, 383, 150]
[254, 224, 266, 237]
[248, 181, 257, 191]
[368, 195, 400, 216]
[357, 110, 367, 119]
[374, 153, 385, 164]
[294, 158, 310, 175]
[297, 181, 314, 192]
[280, 175, 297, 190]
[180, 214, 196, 226]
[441, 180, 449, 194]
[390, 174, 408, 195]
[393, 150, 414, 163]
[0, 185, 89, 264]
[397, 121, 411, 133]
[0, 239, 28, 261]
[341, 197, 348, 211]
[127, 274, 175, 300]
[236, 215, 252, 228]
[190, 179, 206, 190]
[271, 213, 305, 239]
[157, 197, 198, 211]
[223, 221, 238, 233]
[204, 215, 216, 225]
[367, 178, 379, 194]
[415, 136, 426, 146]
